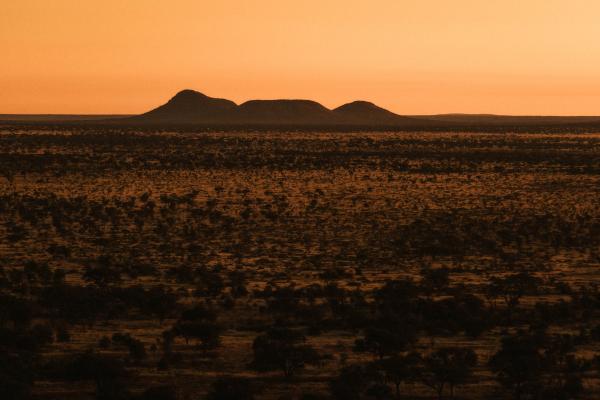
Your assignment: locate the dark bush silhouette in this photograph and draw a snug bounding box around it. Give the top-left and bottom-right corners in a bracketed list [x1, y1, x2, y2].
[0, 352, 34, 400]
[354, 325, 415, 360]
[112, 332, 147, 363]
[421, 347, 477, 399]
[490, 334, 543, 400]
[207, 376, 257, 400]
[330, 364, 379, 400]
[172, 321, 221, 350]
[378, 352, 421, 398]
[136, 385, 178, 400]
[251, 327, 321, 378]
[62, 351, 130, 400]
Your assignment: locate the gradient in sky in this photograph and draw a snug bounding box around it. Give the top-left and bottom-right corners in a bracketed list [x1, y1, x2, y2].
[2, 0, 600, 115]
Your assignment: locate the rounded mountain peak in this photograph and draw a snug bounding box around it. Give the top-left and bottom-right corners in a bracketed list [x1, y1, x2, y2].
[137, 89, 237, 122]
[169, 89, 209, 103]
[335, 101, 381, 112]
[332, 100, 416, 125]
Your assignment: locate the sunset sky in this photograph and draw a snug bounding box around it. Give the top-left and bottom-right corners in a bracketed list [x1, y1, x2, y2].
[2, 0, 600, 115]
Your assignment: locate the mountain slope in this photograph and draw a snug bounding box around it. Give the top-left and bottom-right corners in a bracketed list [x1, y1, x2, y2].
[235, 99, 339, 124]
[334, 101, 421, 125]
[130, 89, 431, 126]
[132, 90, 237, 123]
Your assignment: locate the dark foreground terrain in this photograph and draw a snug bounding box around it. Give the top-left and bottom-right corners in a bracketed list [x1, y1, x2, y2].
[1, 125, 599, 400]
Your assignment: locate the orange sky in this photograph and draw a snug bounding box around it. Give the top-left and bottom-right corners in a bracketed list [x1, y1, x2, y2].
[2, 0, 600, 115]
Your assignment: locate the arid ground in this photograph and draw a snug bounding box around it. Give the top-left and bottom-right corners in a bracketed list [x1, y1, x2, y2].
[1, 127, 599, 399]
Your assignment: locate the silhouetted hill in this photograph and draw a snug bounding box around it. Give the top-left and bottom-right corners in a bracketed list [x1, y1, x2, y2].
[8, 89, 600, 131]
[334, 101, 420, 125]
[132, 90, 237, 123]
[235, 99, 338, 124]
[128, 89, 430, 126]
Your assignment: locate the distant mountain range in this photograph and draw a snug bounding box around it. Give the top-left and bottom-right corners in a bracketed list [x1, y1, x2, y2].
[2, 89, 600, 130]
[128, 89, 426, 126]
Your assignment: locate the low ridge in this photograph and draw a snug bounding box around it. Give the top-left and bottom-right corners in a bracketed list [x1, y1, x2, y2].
[134, 90, 237, 123]
[130, 89, 426, 126]
[334, 100, 419, 125]
[235, 99, 338, 124]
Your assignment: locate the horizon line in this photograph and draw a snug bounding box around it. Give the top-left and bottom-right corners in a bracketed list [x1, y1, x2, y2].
[3, 89, 600, 118]
[4, 112, 600, 118]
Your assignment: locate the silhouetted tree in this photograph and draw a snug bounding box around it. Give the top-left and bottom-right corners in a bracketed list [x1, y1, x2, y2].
[136, 385, 177, 400]
[421, 267, 450, 296]
[63, 351, 129, 400]
[251, 327, 321, 378]
[112, 332, 147, 364]
[421, 347, 477, 399]
[354, 325, 415, 360]
[490, 334, 543, 400]
[0, 352, 34, 400]
[172, 321, 221, 350]
[207, 376, 256, 400]
[329, 364, 374, 400]
[378, 352, 421, 398]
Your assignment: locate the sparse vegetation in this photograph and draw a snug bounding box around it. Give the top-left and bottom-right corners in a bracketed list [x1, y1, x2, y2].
[0, 127, 599, 399]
